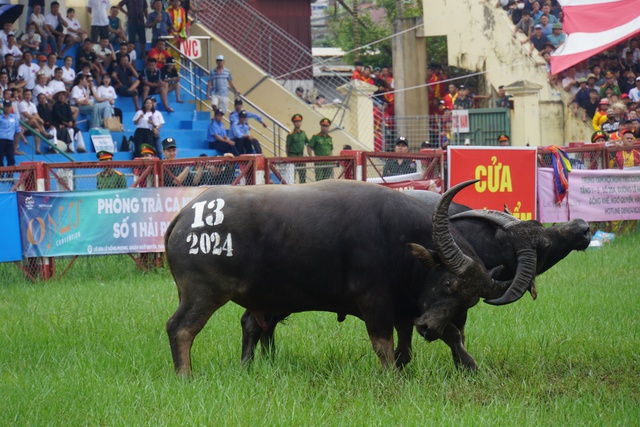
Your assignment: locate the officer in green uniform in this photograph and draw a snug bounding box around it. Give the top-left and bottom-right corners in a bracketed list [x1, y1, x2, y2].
[285, 113, 309, 183]
[96, 150, 127, 189]
[308, 117, 334, 181]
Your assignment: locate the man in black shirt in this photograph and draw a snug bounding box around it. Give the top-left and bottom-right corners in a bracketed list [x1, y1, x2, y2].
[383, 137, 417, 177]
[75, 38, 103, 77]
[111, 54, 140, 111]
[141, 58, 172, 112]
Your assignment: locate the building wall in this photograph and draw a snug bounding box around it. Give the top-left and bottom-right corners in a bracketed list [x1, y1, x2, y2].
[249, 0, 312, 49]
[422, 0, 592, 146]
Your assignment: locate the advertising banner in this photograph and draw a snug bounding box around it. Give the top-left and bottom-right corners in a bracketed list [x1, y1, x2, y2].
[568, 169, 640, 221]
[537, 168, 570, 223]
[17, 187, 207, 257]
[448, 147, 538, 220]
[0, 192, 23, 262]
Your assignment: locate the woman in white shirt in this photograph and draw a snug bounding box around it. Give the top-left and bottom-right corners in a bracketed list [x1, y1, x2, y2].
[61, 56, 76, 90]
[95, 74, 123, 129]
[132, 97, 161, 158]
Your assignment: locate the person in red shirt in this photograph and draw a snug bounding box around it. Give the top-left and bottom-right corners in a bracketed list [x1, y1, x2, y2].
[351, 60, 364, 81]
[146, 39, 172, 69]
[361, 66, 375, 85]
[442, 84, 458, 110]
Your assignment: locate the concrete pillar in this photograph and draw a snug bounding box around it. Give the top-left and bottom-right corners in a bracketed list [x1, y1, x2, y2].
[503, 80, 543, 147]
[336, 80, 376, 150]
[392, 17, 427, 137]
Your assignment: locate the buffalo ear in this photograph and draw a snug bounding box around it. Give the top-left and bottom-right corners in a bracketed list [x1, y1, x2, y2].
[488, 265, 506, 279]
[408, 243, 439, 270]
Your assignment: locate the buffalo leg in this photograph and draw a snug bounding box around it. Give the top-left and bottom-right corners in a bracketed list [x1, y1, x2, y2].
[440, 322, 477, 371]
[393, 317, 414, 369]
[361, 307, 395, 369]
[240, 311, 287, 365]
[166, 296, 226, 378]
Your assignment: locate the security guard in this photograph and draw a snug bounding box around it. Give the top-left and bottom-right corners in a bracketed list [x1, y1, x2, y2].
[308, 117, 334, 181]
[96, 150, 127, 189]
[0, 100, 22, 167]
[286, 113, 309, 183]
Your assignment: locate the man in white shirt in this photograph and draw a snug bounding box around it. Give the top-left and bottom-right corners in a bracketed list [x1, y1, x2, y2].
[47, 68, 67, 97]
[629, 77, 640, 103]
[16, 51, 41, 91]
[40, 53, 58, 83]
[87, 0, 111, 43]
[70, 74, 101, 129]
[0, 22, 14, 47]
[44, 1, 66, 56]
[18, 88, 50, 154]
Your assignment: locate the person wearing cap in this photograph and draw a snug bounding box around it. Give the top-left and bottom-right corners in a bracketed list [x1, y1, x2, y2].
[161, 137, 192, 186]
[592, 99, 610, 131]
[599, 71, 621, 98]
[161, 57, 184, 103]
[497, 134, 510, 147]
[0, 99, 22, 166]
[295, 86, 310, 104]
[571, 77, 590, 116]
[547, 23, 565, 49]
[590, 130, 607, 144]
[527, 23, 548, 55]
[96, 150, 127, 189]
[228, 98, 266, 128]
[286, 114, 309, 183]
[383, 137, 417, 177]
[628, 76, 640, 103]
[308, 118, 334, 181]
[229, 110, 262, 155]
[146, 0, 173, 47]
[52, 89, 87, 153]
[207, 109, 240, 156]
[207, 54, 240, 114]
[132, 143, 157, 187]
[601, 107, 620, 135]
[351, 60, 364, 81]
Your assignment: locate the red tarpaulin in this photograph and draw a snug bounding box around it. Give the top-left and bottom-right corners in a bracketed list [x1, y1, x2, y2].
[550, 0, 640, 75]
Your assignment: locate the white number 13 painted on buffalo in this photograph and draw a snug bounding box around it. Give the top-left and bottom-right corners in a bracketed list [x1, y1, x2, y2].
[190, 198, 225, 229]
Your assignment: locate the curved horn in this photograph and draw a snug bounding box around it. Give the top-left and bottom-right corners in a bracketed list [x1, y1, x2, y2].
[484, 249, 537, 305]
[450, 210, 521, 229]
[432, 180, 478, 275]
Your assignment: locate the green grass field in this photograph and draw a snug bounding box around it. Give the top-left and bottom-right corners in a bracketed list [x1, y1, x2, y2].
[1, 231, 639, 426]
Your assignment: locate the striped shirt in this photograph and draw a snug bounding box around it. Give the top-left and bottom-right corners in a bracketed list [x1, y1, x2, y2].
[208, 67, 233, 97]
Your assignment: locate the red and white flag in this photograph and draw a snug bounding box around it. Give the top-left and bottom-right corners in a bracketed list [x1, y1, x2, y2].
[550, 0, 640, 75]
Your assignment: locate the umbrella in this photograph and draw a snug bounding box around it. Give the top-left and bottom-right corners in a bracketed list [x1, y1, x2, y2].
[0, 3, 24, 26]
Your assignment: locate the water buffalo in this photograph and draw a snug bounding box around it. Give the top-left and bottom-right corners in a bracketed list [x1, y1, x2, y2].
[240, 189, 591, 369]
[164, 180, 533, 377]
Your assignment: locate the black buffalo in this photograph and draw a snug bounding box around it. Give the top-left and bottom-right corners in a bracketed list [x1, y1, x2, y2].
[164, 180, 533, 377]
[240, 189, 591, 369]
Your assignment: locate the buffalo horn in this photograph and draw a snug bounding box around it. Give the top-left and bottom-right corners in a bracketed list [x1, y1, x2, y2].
[484, 249, 537, 305]
[432, 180, 478, 275]
[450, 209, 521, 229]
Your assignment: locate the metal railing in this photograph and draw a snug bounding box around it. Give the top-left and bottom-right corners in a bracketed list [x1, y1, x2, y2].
[165, 38, 292, 156]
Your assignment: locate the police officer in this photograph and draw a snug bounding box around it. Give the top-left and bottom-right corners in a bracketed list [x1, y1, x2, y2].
[0, 99, 22, 167]
[308, 117, 333, 181]
[286, 113, 309, 183]
[96, 150, 127, 189]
